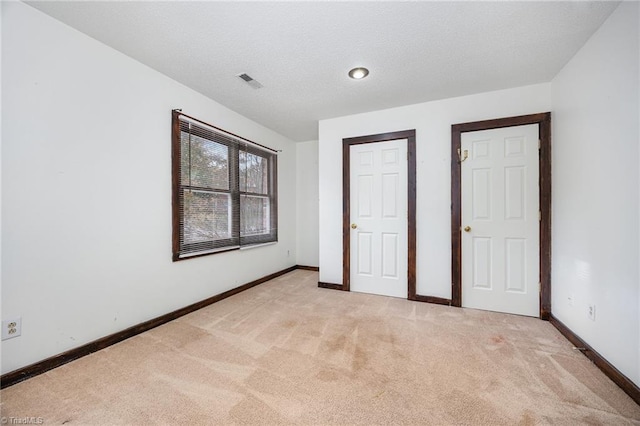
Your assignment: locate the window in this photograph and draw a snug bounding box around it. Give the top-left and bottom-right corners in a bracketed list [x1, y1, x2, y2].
[172, 111, 277, 260]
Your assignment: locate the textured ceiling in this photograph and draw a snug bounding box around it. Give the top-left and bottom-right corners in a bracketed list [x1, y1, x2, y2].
[27, 1, 619, 142]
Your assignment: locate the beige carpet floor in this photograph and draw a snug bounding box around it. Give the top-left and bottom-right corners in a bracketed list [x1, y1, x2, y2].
[1, 270, 639, 425]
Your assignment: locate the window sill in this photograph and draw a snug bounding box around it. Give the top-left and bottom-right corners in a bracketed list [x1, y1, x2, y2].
[240, 241, 278, 251]
[177, 246, 241, 260]
[174, 241, 277, 261]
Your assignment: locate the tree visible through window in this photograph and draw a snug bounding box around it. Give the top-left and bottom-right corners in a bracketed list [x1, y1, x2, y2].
[172, 111, 277, 260]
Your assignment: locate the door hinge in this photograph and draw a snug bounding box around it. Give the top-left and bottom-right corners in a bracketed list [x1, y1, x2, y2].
[538, 211, 541, 221]
[538, 139, 541, 150]
[538, 282, 541, 293]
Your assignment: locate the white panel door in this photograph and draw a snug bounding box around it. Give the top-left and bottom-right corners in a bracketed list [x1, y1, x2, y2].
[350, 139, 408, 298]
[461, 124, 539, 316]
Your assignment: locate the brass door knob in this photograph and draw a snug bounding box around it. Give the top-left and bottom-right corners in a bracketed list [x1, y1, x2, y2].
[464, 226, 471, 232]
[351, 223, 358, 229]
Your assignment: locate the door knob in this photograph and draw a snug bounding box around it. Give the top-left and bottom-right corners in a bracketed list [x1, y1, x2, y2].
[351, 223, 357, 229]
[464, 226, 471, 232]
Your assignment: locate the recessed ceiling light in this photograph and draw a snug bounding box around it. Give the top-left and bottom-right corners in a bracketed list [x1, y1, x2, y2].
[348, 67, 369, 80]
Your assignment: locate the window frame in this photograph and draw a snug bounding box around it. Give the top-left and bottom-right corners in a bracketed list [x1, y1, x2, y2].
[239, 145, 278, 246]
[172, 111, 278, 261]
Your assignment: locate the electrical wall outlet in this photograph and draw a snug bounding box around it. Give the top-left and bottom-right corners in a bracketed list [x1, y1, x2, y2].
[568, 294, 574, 306]
[587, 304, 596, 321]
[2, 318, 22, 340]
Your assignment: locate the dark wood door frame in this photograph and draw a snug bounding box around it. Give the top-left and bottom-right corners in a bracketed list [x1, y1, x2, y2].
[342, 130, 422, 300]
[451, 112, 552, 319]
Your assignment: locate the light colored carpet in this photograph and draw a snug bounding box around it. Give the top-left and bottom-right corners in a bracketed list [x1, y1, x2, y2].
[1, 270, 639, 425]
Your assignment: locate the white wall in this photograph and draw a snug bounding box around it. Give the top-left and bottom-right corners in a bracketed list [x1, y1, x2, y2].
[0, 2, 3, 337]
[551, 1, 639, 386]
[295, 140, 319, 267]
[1, 1, 297, 374]
[319, 85, 551, 297]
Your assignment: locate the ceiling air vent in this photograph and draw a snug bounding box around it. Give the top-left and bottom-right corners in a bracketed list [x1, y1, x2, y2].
[237, 73, 263, 89]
